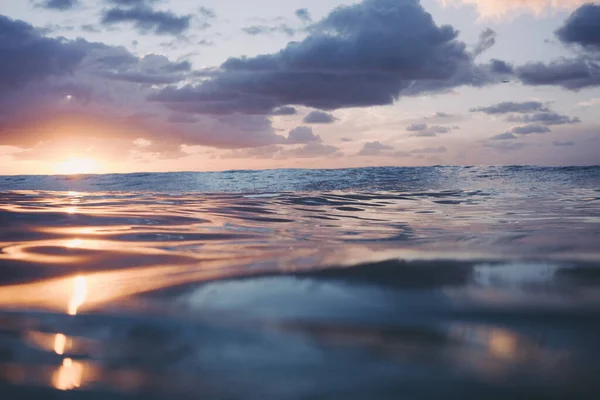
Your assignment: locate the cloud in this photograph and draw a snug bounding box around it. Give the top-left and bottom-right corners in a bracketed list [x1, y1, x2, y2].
[511, 124, 551, 134]
[516, 58, 600, 90]
[553, 141, 575, 147]
[93, 53, 191, 84]
[199, 7, 217, 19]
[439, 0, 589, 18]
[411, 146, 447, 154]
[150, 0, 508, 115]
[33, 0, 77, 10]
[303, 110, 337, 124]
[281, 142, 340, 158]
[223, 142, 340, 159]
[0, 15, 87, 94]
[555, 4, 600, 50]
[470, 101, 548, 114]
[516, 5, 600, 90]
[271, 106, 297, 116]
[286, 126, 322, 144]
[357, 141, 394, 156]
[295, 8, 312, 23]
[490, 132, 518, 140]
[340, 137, 353, 142]
[101, 6, 192, 35]
[242, 24, 295, 37]
[506, 112, 580, 126]
[472, 28, 496, 56]
[406, 123, 451, 137]
[407, 123, 428, 132]
[0, 16, 286, 155]
[394, 151, 412, 157]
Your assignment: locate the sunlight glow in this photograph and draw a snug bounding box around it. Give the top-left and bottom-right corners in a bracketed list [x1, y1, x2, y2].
[53, 358, 83, 391]
[68, 276, 87, 316]
[55, 158, 99, 175]
[54, 333, 67, 355]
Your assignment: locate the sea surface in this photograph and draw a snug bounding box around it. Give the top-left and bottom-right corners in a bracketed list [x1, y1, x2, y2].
[0, 166, 599, 399]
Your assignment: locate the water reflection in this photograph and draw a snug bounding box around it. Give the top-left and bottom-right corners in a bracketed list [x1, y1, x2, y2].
[54, 333, 67, 355]
[0, 185, 598, 398]
[68, 276, 87, 316]
[53, 358, 83, 391]
[53, 275, 86, 390]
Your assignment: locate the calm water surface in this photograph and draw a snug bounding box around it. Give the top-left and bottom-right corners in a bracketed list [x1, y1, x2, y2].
[0, 166, 599, 399]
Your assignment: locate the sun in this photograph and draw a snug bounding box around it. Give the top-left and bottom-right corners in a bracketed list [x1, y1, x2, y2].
[55, 157, 99, 175]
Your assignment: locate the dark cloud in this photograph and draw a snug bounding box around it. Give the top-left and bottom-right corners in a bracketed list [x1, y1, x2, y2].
[357, 141, 394, 156]
[553, 141, 576, 147]
[516, 5, 600, 90]
[516, 58, 600, 90]
[161, 60, 191, 73]
[556, 4, 600, 50]
[407, 123, 450, 137]
[407, 123, 427, 131]
[295, 8, 312, 23]
[271, 106, 297, 116]
[470, 101, 548, 114]
[511, 124, 551, 134]
[411, 146, 446, 154]
[150, 0, 508, 115]
[101, 7, 192, 35]
[242, 24, 295, 37]
[99, 71, 183, 84]
[490, 59, 514, 74]
[33, 0, 77, 10]
[303, 110, 337, 124]
[286, 126, 322, 144]
[199, 7, 217, 19]
[473, 28, 496, 57]
[94, 53, 191, 84]
[0, 16, 284, 154]
[197, 39, 214, 46]
[506, 112, 580, 126]
[0, 15, 87, 94]
[490, 132, 518, 140]
[81, 24, 102, 33]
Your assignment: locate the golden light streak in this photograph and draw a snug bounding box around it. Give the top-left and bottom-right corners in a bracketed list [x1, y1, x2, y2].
[68, 276, 87, 316]
[54, 334, 67, 356]
[53, 358, 83, 391]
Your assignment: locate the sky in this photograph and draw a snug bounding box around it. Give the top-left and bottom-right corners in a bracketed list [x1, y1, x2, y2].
[0, 0, 599, 174]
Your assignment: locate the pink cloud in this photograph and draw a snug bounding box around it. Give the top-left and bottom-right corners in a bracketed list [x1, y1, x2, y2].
[440, 0, 589, 18]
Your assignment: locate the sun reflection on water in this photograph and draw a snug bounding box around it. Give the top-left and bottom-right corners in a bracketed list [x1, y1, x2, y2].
[53, 358, 83, 391]
[54, 333, 67, 356]
[52, 275, 88, 390]
[68, 276, 87, 316]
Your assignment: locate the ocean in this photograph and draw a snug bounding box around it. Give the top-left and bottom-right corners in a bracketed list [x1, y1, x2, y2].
[0, 166, 599, 399]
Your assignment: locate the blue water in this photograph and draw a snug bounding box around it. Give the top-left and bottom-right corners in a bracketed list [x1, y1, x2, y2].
[0, 166, 599, 399]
